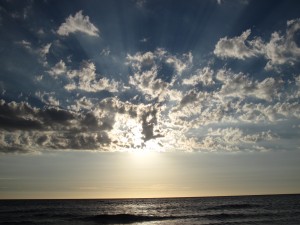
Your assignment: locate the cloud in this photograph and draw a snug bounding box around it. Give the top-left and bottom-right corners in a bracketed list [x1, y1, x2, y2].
[135, 0, 147, 9]
[165, 52, 193, 75]
[179, 127, 279, 152]
[106, 99, 165, 150]
[98, 97, 138, 118]
[182, 67, 214, 86]
[127, 49, 193, 102]
[15, 40, 51, 65]
[0, 95, 164, 152]
[15, 40, 32, 51]
[0, 99, 114, 153]
[242, 130, 278, 143]
[167, 65, 299, 135]
[264, 19, 300, 70]
[127, 51, 156, 71]
[127, 48, 192, 76]
[39, 43, 51, 58]
[68, 96, 94, 112]
[168, 89, 222, 129]
[214, 18, 300, 70]
[240, 102, 300, 123]
[140, 37, 149, 43]
[2, 39, 299, 154]
[0, 68, 298, 154]
[35, 75, 43, 82]
[216, 69, 283, 101]
[129, 67, 169, 102]
[100, 47, 110, 56]
[57, 10, 99, 37]
[208, 127, 278, 144]
[65, 61, 119, 92]
[140, 104, 164, 142]
[48, 60, 67, 77]
[290, 75, 300, 99]
[3, 4, 300, 155]
[0, 100, 62, 132]
[214, 29, 261, 59]
[35, 91, 60, 106]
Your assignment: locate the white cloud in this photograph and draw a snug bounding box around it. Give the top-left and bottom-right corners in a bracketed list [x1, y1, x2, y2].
[214, 18, 300, 70]
[65, 61, 119, 92]
[39, 43, 51, 58]
[48, 60, 119, 92]
[16, 41, 52, 66]
[255, 77, 283, 101]
[38, 43, 51, 65]
[68, 97, 93, 112]
[35, 75, 43, 82]
[64, 82, 77, 91]
[57, 10, 99, 37]
[126, 48, 192, 76]
[165, 52, 193, 75]
[16, 40, 32, 51]
[216, 69, 283, 101]
[183, 127, 280, 152]
[35, 91, 59, 106]
[48, 60, 67, 77]
[100, 47, 110, 56]
[208, 127, 243, 144]
[126, 49, 193, 102]
[126, 51, 155, 71]
[182, 67, 214, 86]
[214, 29, 261, 59]
[239, 102, 300, 123]
[169, 90, 223, 129]
[264, 19, 300, 70]
[243, 130, 278, 143]
[129, 67, 169, 101]
[208, 127, 278, 144]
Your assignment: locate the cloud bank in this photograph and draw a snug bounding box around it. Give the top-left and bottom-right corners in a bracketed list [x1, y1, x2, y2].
[1, 5, 300, 154]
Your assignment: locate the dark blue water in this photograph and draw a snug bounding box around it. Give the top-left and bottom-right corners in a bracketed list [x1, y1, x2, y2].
[1, 194, 300, 225]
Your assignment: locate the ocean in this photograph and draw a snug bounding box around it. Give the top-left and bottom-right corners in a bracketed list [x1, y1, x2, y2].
[0, 194, 299, 225]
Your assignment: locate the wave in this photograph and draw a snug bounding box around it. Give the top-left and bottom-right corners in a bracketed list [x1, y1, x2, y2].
[202, 212, 276, 220]
[203, 218, 300, 225]
[206, 203, 260, 210]
[83, 211, 281, 224]
[0, 221, 37, 225]
[84, 214, 186, 224]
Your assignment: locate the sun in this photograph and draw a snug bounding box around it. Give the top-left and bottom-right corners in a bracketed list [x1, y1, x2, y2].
[110, 113, 165, 153]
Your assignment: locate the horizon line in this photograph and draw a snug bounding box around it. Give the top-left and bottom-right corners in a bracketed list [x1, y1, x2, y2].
[1, 193, 299, 201]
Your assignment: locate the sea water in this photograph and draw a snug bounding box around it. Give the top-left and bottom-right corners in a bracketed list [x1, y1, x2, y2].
[1, 194, 300, 225]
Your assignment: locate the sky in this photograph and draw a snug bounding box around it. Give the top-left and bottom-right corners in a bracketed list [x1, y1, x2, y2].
[0, 0, 300, 199]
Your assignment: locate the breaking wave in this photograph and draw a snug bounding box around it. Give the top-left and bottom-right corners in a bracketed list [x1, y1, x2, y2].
[84, 213, 186, 224]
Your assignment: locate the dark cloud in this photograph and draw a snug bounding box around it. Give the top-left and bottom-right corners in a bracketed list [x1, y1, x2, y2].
[140, 105, 163, 142]
[0, 115, 42, 131]
[0, 100, 42, 131]
[0, 99, 113, 153]
[179, 90, 198, 108]
[98, 97, 138, 118]
[40, 107, 75, 125]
